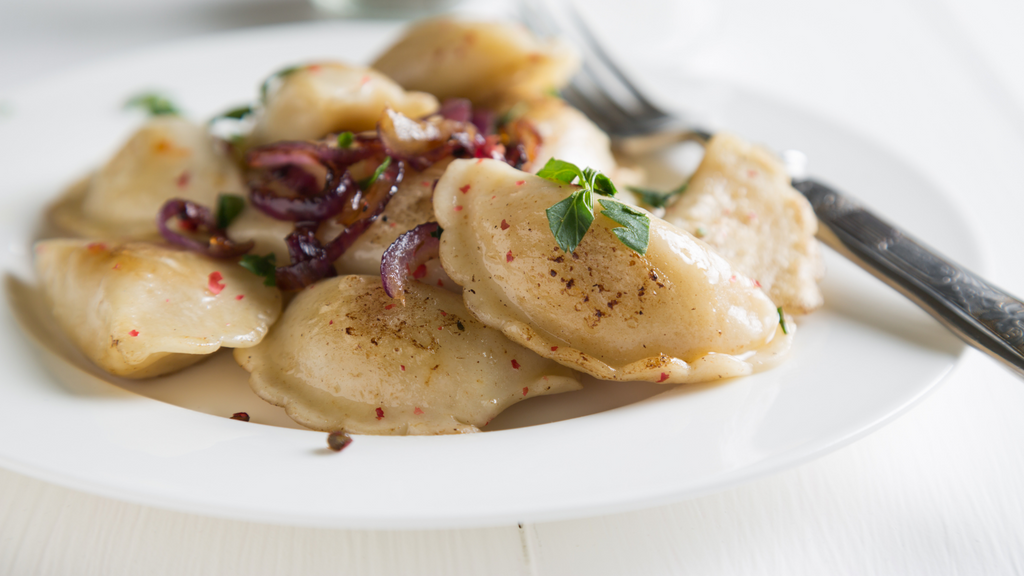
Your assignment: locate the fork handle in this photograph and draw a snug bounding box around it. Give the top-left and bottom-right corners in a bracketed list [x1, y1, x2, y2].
[793, 178, 1024, 379]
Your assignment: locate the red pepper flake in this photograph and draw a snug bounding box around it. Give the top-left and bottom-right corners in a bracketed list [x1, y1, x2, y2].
[476, 158, 484, 164]
[327, 431, 353, 452]
[421, 180, 430, 186]
[550, 346, 558, 351]
[753, 279, 762, 288]
[86, 242, 107, 253]
[375, 407, 385, 420]
[129, 330, 139, 337]
[437, 279, 444, 287]
[413, 407, 424, 415]
[112, 263, 120, 270]
[522, 387, 529, 396]
[516, 180, 525, 186]
[729, 275, 737, 283]
[412, 264, 427, 279]
[459, 184, 471, 194]
[230, 412, 249, 422]
[500, 219, 510, 230]
[506, 251, 514, 263]
[401, 365, 405, 371]
[208, 271, 226, 294]
[328, 320, 334, 325]
[307, 64, 322, 72]
[438, 326, 443, 330]
[359, 74, 370, 85]
[658, 372, 669, 383]
[176, 171, 190, 188]
[747, 169, 759, 178]
[384, 304, 395, 310]
[511, 359, 520, 370]
[440, 310, 447, 316]
[454, 205, 463, 212]
[235, 294, 244, 300]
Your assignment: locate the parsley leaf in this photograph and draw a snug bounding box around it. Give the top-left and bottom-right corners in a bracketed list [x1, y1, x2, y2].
[628, 180, 689, 209]
[778, 307, 789, 334]
[539, 158, 645, 254]
[210, 105, 253, 123]
[359, 157, 392, 190]
[125, 92, 179, 116]
[336, 131, 355, 148]
[215, 194, 246, 230]
[599, 200, 650, 255]
[260, 65, 302, 102]
[240, 253, 277, 287]
[546, 190, 595, 253]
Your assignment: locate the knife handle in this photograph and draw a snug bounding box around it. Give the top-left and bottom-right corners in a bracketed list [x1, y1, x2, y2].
[793, 178, 1024, 379]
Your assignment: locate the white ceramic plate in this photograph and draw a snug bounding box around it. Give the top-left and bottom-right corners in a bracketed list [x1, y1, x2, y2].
[0, 21, 975, 529]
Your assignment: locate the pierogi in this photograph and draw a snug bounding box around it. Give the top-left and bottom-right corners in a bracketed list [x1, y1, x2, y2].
[35, 240, 282, 378]
[662, 134, 824, 314]
[249, 62, 438, 146]
[372, 19, 578, 108]
[433, 159, 792, 384]
[235, 275, 581, 434]
[49, 116, 246, 240]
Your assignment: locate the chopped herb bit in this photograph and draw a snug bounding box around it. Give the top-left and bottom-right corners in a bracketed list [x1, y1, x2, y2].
[240, 253, 277, 287]
[629, 179, 689, 209]
[215, 194, 245, 230]
[336, 131, 355, 148]
[429, 225, 444, 239]
[124, 92, 179, 116]
[497, 101, 529, 126]
[538, 158, 647, 254]
[260, 65, 302, 102]
[544, 86, 561, 98]
[599, 200, 650, 255]
[778, 307, 788, 334]
[359, 157, 392, 189]
[327, 431, 353, 452]
[210, 105, 253, 123]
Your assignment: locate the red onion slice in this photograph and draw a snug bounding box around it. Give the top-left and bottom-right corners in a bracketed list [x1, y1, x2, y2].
[156, 199, 254, 258]
[380, 222, 441, 303]
[336, 158, 404, 226]
[438, 98, 472, 123]
[250, 168, 358, 222]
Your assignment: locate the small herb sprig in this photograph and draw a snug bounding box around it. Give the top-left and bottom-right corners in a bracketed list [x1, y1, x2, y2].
[124, 92, 180, 116]
[628, 179, 689, 209]
[538, 159, 650, 255]
[215, 194, 246, 230]
[240, 253, 277, 287]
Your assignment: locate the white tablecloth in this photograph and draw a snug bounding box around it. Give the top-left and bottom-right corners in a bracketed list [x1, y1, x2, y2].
[2, 0, 1023, 573]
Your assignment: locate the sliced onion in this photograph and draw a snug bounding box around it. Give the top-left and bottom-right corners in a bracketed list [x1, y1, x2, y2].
[156, 199, 254, 258]
[250, 168, 358, 222]
[380, 222, 441, 303]
[336, 158, 405, 226]
[438, 98, 472, 123]
[274, 218, 373, 290]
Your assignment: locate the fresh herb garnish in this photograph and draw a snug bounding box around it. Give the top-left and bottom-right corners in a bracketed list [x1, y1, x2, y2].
[215, 194, 246, 230]
[778, 307, 788, 334]
[359, 157, 392, 190]
[538, 158, 649, 254]
[628, 179, 689, 209]
[210, 105, 253, 123]
[124, 92, 179, 116]
[336, 131, 355, 149]
[240, 253, 277, 287]
[598, 199, 650, 255]
[260, 65, 302, 102]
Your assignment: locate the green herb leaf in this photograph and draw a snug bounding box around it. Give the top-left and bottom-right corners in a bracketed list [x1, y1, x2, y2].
[429, 225, 444, 239]
[778, 307, 788, 334]
[536, 158, 584, 185]
[239, 253, 277, 287]
[599, 199, 650, 255]
[628, 180, 689, 209]
[591, 172, 618, 197]
[546, 189, 595, 253]
[215, 194, 246, 230]
[359, 157, 392, 190]
[210, 105, 253, 123]
[124, 92, 179, 116]
[260, 65, 302, 102]
[336, 131, 355, 149]
[497, 101, 529, 126]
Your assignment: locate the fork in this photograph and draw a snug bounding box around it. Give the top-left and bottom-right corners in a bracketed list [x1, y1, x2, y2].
[519, 0, 1024, 379]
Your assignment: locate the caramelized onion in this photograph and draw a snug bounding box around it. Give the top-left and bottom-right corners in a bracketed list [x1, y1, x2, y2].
[380, 222, 441, 302]
[156, 199, 254, 258]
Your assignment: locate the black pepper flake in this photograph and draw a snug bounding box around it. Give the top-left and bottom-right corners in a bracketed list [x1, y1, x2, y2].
[457, 320, 465, 331]
[230, 412, 250, 422]
[327, 431, 353, 452]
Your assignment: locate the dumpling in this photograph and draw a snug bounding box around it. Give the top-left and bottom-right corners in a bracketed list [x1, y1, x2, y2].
[248, 62, 438, 146]
[662, 133, 824, 314]
[433, 159, 792, 384]
[49, 116, 246, 239]
[35, 240, 282, 378]
[235, 275, 581, 434]
[372, 19, 578, 107]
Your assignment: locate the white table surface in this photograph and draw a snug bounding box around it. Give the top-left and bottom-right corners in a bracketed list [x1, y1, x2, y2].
[2, 0, 1023, 574]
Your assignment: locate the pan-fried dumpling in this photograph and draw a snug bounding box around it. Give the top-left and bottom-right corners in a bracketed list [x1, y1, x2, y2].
[372, 20, 578, 107]
[662, 133, 824, 314]
[235, 275, 581, 434]
[34, 240, 282, 378]
[49, 116, 246, 239]
[433, 159, 792, 384]
[248, 62, 438, 146]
